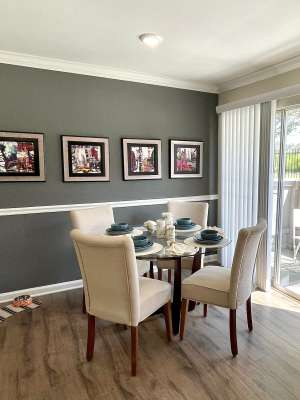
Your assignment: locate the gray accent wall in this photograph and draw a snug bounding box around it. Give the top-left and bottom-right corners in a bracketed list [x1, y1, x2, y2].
[0, 64, 218, 293]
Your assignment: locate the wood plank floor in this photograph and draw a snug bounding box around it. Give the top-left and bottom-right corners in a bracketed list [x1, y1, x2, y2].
[1, 289, 300, 400]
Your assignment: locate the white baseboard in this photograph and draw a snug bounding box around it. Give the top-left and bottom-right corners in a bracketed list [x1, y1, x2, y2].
[0, 255, 218, 303]
[0, 279, 83, 303]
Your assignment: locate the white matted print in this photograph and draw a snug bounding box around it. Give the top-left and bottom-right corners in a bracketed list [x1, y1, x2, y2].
[0, 132, 45, 182]
[61, 136, 109, 182]
[122, 138, 161, 180]
[170, 140, 203, 178]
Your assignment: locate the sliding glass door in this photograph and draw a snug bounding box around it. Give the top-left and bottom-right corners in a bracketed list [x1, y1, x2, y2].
[272, 106, 300, 299]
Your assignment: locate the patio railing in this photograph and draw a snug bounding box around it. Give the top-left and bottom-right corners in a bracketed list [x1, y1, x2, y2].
[274, 149, 300, 179]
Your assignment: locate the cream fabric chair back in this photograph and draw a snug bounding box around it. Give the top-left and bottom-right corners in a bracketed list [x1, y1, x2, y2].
[229, 220, 267, 308]
[70, 229, 140, 326]
[168, 200, 209, 228]
[70, 205, 114, 234]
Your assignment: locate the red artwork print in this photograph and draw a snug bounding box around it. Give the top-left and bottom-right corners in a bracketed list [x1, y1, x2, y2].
[0, 140, 36, 174]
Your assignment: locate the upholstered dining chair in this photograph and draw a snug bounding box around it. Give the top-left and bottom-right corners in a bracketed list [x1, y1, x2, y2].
[157, 201, 209, 280]
[70, 206, 150, 278]
[180, 220, 266, 357]
[168, 200, 209, 228]
[70, 229, 172, 376]
[70, 205, 115, 234]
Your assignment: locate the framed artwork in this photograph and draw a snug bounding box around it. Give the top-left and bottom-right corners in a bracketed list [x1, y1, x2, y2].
[122, 138, 162, 180]
[61, 135, 109, 182]
[170, 139, 203, 178]
[0, 131, 45, 182]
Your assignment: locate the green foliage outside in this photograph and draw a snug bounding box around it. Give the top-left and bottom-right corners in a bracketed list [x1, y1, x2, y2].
[274, 108, 300, 179]
[274, 151, 300, 179]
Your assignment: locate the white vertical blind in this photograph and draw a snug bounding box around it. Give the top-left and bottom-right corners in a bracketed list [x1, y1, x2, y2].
[256, 101, 275, 290]
[219, 104, 261, 267]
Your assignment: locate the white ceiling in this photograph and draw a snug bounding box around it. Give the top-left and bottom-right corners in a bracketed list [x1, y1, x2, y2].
[1, 0, 300, 92]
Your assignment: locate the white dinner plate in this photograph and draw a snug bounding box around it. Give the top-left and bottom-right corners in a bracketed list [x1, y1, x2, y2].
[184, 236, 231, 249]
[130, 229, 144, 237]
[175, 224, 202, 233]
[135, 242, 163, 256]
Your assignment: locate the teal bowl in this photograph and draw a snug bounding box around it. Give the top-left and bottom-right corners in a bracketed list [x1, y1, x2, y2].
[133, 235, 148, 247]
[110, 223, 129, 231]
[176, 217, 192, 226]
[201, 229, 218, 235]
[201, 229, 219, 239]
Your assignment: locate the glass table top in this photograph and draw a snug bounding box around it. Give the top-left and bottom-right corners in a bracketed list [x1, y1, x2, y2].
[133, 228, 231, 260]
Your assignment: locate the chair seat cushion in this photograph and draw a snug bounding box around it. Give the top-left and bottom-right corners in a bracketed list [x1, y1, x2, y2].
[182, 266, 231, 308]
[139, 277, 171, 322]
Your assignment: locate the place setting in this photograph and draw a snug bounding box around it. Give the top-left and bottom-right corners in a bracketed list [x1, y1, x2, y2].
[184, 227, 230, 248]
[105, 222, 163, 255]
[132, 234, 163, 256]
[106, 222, 143, 237]
[174, 217, 202, 233]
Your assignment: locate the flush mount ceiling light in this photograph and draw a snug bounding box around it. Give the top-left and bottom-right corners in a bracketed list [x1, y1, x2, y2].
[138, 33, 163, 48]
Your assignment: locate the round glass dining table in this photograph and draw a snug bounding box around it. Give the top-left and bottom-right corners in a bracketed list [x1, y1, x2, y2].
[134, 229, 231, 335]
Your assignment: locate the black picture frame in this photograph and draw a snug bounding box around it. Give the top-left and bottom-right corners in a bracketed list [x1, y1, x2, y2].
[61, 135, 110, 182]
[0, 131, 45, 182]
[67, 140, 105, 178]
[169, 139, 203, 179]
[122, 138, 162, 180]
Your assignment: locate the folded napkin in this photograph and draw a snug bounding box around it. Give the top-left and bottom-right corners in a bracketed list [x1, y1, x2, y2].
[165, 242, 197, 256]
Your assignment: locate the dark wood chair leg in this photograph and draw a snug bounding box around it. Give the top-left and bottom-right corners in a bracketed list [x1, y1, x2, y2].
[149, 261, 154, 279]
[86, 314, 95, 361]
[82, 289, 86, 314]
[163, 301, 172, 341]
[172, 258, 182, 335]
[131, 326, 138, 376]
[246, 295, 253, 332]
[168, 269, 172, 283]
[229, 309, 238, 357]
[158, 268, 163, 280]
[180, 298, 189, 340]
[203, 304, 208, 317]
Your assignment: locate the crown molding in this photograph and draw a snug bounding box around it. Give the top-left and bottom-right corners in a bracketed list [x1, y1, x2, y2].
[0, 50, 219, 93]
[216, 83, 300, 113]
[2, 50, 300, 95]
[219, 54, 300, 92]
